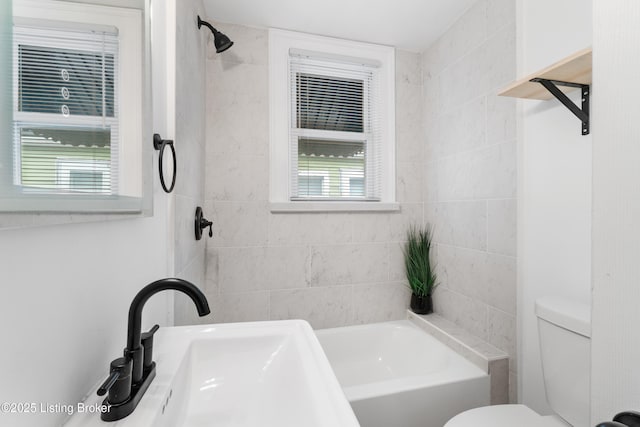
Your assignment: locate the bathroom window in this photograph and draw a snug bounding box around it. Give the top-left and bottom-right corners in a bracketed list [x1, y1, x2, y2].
[1, 0, 145, 213]
[269, 29, 397, 212]
[291, 62, 373, 200]
[13, 27, 118, 195]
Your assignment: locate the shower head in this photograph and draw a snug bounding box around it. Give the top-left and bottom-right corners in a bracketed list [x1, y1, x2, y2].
[197, 15, 234, 53]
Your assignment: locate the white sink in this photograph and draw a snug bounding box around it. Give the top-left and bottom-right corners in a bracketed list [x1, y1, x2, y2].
[65, 320, 359, 427]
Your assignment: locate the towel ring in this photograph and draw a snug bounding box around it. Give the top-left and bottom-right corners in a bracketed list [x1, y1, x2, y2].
[153, 133, 176, 193]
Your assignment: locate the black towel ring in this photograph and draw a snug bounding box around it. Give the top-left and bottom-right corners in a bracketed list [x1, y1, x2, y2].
[153, 133, 176, 193]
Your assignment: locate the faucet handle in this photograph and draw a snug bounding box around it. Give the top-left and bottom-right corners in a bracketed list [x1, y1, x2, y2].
[97, 371, 120, 396]
[141, 324, 160, 372]
[97, 357, 132, 405]
[141, 324, 159, 340]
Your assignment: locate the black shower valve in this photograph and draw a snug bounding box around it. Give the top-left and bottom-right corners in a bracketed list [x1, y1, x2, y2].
[195, 206, 213, 240]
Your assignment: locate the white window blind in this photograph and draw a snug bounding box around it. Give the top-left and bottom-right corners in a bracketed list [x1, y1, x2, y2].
[12, 24, 119, 195]
[289, 54, 381, 201]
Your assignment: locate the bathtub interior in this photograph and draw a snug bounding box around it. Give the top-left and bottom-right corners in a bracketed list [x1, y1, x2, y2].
[315, 320, 491, 427]
[315, 320, 488, 399]
[316, 321, 451, 387]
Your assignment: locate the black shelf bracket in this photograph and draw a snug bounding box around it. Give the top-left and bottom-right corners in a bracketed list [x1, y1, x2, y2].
[530, 78, 590, 135]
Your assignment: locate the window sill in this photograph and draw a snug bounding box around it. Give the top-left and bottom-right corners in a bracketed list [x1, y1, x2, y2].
[0, 194, 144, 213]
[270, 201, 400, 213]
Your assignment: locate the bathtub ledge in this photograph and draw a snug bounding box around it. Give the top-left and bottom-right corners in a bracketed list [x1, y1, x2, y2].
[407, 310, 510, 405]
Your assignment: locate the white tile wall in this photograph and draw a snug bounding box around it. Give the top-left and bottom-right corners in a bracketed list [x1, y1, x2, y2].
[488, 199, 517, 256]
[309, 243, 389, 286]
[352, 283, 411, 324]
[213, 291, 271, 323]
[437, 142, 516, 200]
[436, 244, 516, 316]
[487, 95, 517, 144]
[487, 307, 517, 370]
[217, 246, 310, 292]
[268, 212, 352, 245]
[396, 162, 424, 203]
[206, 154, 269, 201]
[427, 201, 488, 250]
[486, 0, 516, 33]
[198, 22, 424, 328]
[422, 0, 518, 402]
[350, 203, 423, 243]
[270, 286, 353, 329]
[174, 1, 207, 296]
[206, 201, 269, 247]
[436, 98, 488, 157]
[389, 242, 409, 282]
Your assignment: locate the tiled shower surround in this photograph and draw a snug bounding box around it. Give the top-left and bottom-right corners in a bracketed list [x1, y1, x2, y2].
[423, 0, 517, 402]
[173, 0, 208, 302]
[191, 23, 422, 329]
[178, 0, 517, 402]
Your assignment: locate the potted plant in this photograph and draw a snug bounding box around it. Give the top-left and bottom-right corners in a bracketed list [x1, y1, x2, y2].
[404, 224, 437, 315]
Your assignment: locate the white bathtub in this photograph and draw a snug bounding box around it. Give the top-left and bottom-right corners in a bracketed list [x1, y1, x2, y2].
[315, 320, 490, 427]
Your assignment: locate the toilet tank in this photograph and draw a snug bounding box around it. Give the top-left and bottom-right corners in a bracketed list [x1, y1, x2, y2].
[535, 296, 590, 427]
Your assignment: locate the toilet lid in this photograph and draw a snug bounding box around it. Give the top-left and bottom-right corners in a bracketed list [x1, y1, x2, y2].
[444, 404, 569, 427]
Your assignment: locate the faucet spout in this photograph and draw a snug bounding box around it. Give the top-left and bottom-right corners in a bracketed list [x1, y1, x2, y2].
[126, 278, 209, 385]
[126, 278, 210, 352]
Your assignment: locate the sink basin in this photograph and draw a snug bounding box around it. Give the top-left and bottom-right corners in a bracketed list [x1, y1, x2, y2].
[65, 320, 359, 427]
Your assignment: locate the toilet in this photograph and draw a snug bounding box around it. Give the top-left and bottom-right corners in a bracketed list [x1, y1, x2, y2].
[445, 296, 591, 427]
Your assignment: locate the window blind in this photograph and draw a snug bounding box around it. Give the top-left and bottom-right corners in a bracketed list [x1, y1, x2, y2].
[12, 24, 119, 194]
[289, 54, 381, 201]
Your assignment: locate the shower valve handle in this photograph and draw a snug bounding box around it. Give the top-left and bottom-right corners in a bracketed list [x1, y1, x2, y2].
[194, 206, 213, 240]
[200, 217, 213, 238]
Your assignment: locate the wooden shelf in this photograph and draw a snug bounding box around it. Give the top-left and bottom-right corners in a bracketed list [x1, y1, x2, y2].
[498, 48, 592, 100]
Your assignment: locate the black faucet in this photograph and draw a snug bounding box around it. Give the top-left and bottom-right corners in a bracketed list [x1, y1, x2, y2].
[97, 278, 210, 422]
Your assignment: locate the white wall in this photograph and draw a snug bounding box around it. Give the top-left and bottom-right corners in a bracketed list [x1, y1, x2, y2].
[591, 1, 640, 424]
[0, 2, 176, 426]
[517, 0, 592, 414]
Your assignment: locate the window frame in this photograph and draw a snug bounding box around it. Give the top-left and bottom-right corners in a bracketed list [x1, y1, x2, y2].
[269, 29, 398, 213]
[290, 57, 373, 202]
[2, 0, 145, 213]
